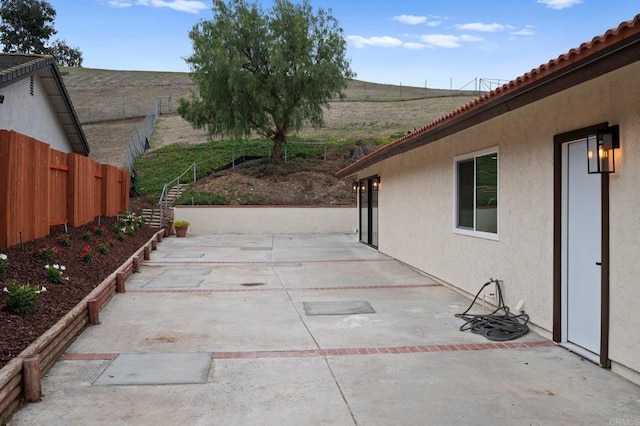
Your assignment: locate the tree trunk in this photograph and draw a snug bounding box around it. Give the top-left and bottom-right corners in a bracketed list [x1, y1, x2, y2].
[271, 133, 284, 164]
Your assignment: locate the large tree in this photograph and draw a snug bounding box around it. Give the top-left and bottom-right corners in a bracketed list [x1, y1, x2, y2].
[0, 0, 83, 66]
[0, 0, 56, 54]
[178, 0, 355, 163]
[47, 38, 83, 67]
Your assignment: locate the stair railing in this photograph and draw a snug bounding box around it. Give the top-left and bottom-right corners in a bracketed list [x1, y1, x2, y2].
[156, 142, 328, 218]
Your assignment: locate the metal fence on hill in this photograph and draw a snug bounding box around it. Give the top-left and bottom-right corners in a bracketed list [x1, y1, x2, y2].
[125, 97, 174, 175]
[75, 97, 174, 124]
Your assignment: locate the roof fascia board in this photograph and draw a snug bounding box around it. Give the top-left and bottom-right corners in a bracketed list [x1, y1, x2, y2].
[48, 64, 90, 155]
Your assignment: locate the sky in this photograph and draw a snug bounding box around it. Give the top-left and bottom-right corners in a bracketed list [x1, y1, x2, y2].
[48, 0, 639, 89]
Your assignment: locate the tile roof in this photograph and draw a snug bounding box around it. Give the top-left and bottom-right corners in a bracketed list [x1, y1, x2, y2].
[0, 53, 89, 155]
[337, 13, 640, 178]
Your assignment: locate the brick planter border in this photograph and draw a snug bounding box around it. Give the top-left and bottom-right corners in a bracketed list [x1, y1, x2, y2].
[0, 229, 165, 422]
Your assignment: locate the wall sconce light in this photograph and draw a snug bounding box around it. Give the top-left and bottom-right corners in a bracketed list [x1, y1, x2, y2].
[0, 95, 4, 104]
[588, 125, 619, 174]
[372, 177, 380, 191]
[352, 182, 358, 192]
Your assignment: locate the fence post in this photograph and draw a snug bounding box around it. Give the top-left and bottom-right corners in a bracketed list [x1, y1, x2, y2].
[232, 150, 235, 169]
[193, 163, 196, 183]
[324, 144, 327, 160]
[284, 146, 288, 162]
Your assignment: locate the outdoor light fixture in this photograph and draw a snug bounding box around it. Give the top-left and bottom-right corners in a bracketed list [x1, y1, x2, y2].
[372, 177, 380, 191]
[352, 181, 358, 192]
[0, 95, 4, 104]
[588, 125, 619, 174]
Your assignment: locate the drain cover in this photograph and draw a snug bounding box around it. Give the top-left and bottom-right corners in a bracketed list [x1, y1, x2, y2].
[303, 300, 375, 316]
[241, 283, 266, 287]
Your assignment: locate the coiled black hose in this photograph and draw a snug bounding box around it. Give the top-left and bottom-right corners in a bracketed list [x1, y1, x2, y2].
[455, 278, 529, 341]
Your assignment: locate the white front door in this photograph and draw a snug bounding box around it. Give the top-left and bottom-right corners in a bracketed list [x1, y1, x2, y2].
[562, 138, 601, 356]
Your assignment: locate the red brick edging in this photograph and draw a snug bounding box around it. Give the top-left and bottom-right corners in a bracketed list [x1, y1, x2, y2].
[212, 340, 555, 359]
[61, 340, 555, 361]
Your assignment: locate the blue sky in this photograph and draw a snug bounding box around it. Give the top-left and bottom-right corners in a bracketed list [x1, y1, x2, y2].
[50, 0, 639, 89]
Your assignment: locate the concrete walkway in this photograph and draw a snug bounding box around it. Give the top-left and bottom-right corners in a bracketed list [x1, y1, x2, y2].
[10, 234, 640, 425]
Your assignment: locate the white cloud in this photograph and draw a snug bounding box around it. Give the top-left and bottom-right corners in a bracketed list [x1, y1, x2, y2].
[455, 22, 506, 32]
[393, 15, 427, 25]
[460, 34, 483, 42]
[107, 0, 133, 7]
[511, 25, 536, 36]
[107, 0, 208, 13]
[403, 42, 427, 50]
[426, 20, 441, 28]
[347, 35, 403, 48]
[137, 0, 208, 13]
[419, 34, 461, 48]
[537, 0, 583, 9]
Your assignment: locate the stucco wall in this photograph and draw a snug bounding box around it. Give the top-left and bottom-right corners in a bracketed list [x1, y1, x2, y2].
[174, 206, 357, 235]
[357, 61, 640, 380]
[606, 63, 640, 379]
[0, 73, 72, 152]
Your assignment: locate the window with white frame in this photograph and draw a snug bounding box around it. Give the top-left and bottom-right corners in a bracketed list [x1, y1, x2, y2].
[454, 147, 499, 238]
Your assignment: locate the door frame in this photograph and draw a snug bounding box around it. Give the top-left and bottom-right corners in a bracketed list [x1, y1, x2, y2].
[358, 175, 379, 249]
[553, 123, 610, 367]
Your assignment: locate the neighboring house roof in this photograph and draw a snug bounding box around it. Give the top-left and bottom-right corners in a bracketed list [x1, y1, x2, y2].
[337, 14, 640, 179]
[0, 53, 89, 155]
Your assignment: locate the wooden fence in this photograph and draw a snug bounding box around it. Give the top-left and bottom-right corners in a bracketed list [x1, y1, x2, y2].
[0, 130, 130, 248]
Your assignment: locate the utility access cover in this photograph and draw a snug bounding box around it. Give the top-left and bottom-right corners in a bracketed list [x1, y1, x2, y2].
[303, 300, 375, 316]
[94, 353, 212, 386]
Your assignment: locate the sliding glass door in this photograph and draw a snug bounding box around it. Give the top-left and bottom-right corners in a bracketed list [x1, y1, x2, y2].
[359, 176, 379, 248]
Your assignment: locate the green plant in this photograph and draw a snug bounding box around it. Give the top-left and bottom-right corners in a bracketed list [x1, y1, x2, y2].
[83, 232, 92, 241]
[0, 253, 7, 275]
[174, 189, 229, 206]
[94, 226, 107, 235]
[3, 280, 45, 314]
[44, 264, 67, 284]
[81, 246, 93, 262]
[38, 246, 62, 261]
[114, 212, 147, 235]
[98, 242, 110, 254]
[58, 234, 71, 247]
[174, 220, 190, 227]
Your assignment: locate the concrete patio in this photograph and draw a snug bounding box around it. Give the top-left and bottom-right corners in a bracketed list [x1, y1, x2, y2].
[9, 234, 640, 425]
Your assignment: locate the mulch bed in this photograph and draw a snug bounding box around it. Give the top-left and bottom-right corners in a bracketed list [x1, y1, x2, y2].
[0, 217, 158, 369]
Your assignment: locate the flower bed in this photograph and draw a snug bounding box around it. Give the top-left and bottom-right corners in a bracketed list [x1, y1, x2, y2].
[0, 217, 164, 422]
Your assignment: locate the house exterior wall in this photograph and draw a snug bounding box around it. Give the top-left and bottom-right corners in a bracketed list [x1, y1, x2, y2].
[356, 61, 640, 383]
[0, 74, 72, 152]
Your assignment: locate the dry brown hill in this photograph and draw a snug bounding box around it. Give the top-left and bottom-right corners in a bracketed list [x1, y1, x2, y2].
[60, 67, 480, 206]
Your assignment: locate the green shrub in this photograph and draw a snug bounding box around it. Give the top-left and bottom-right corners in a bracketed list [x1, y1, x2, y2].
[175, 189, 229, 206]
[4, 280, 41, 314]
[45, 264, 67, 284]
[58, 234, 71, 247]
